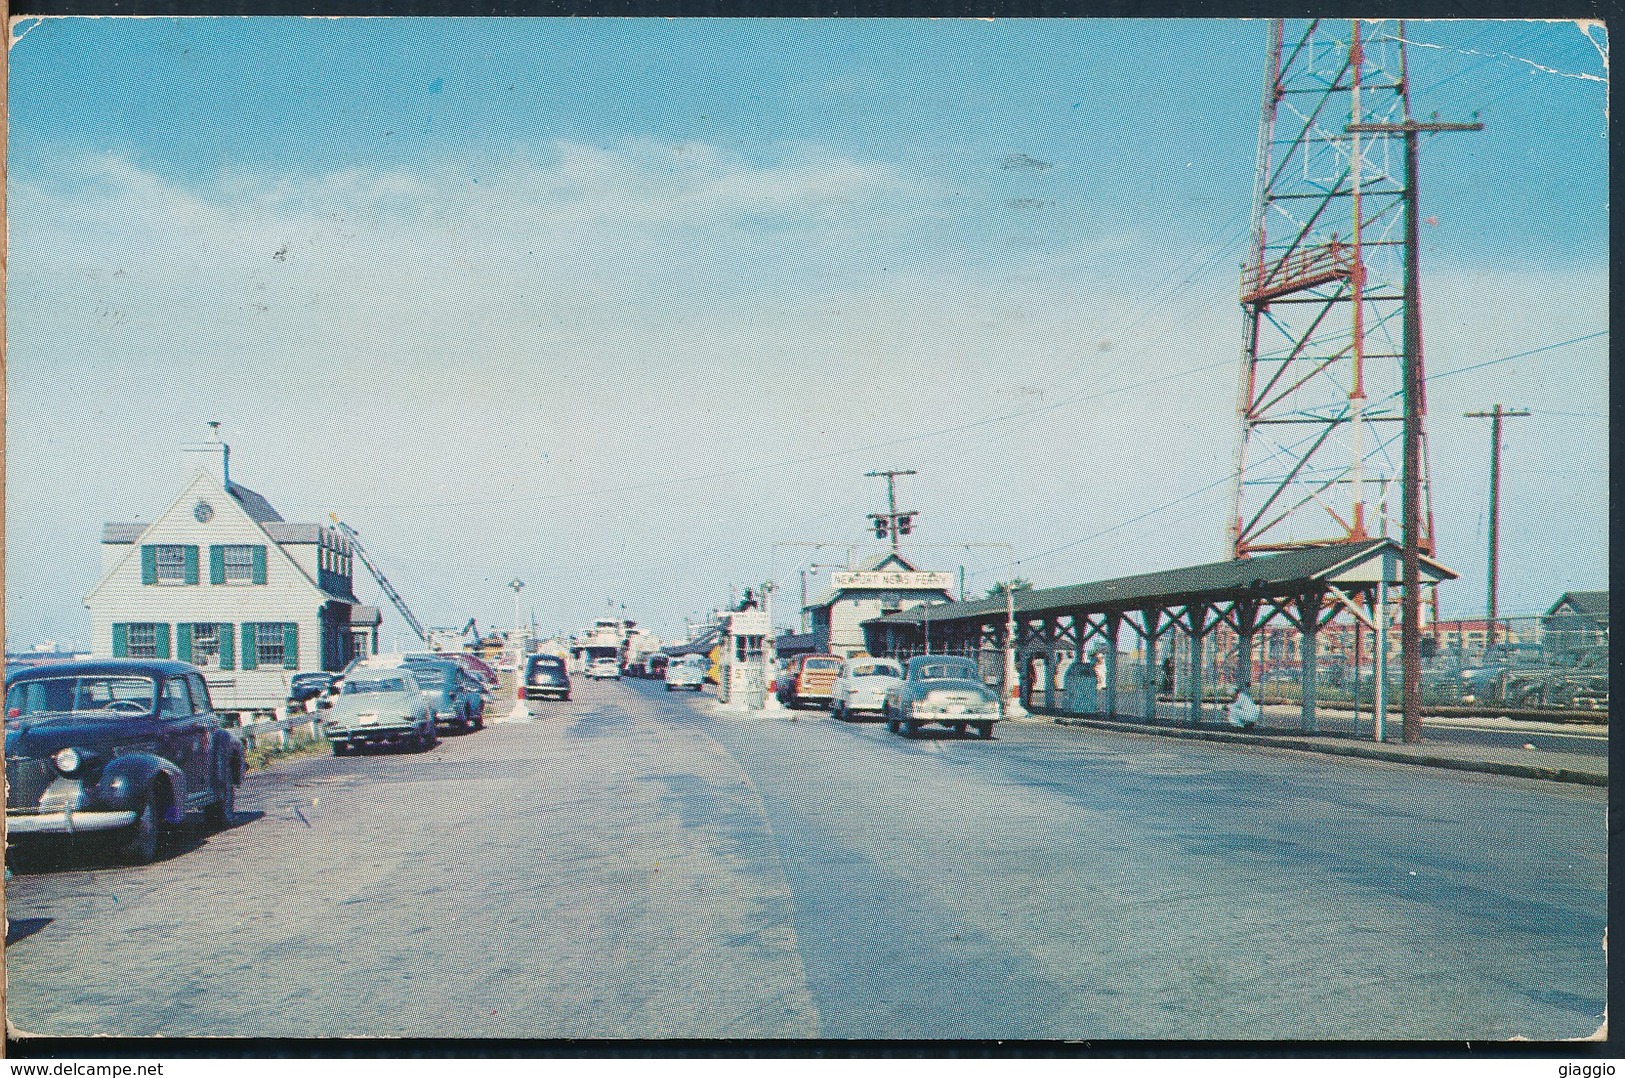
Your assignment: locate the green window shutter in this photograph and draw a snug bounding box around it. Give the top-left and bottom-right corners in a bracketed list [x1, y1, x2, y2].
[251, 546, 268, 585]
[112, 623, 129, 658]
[183, 546, 200, 585]
[218, 624, 235, 671]
[283, 623, 299, 669]
[154, 623, 171, 660]
[209, 546, 225, 585]
[177, 623, 194, 663]
[141, 546, 158, 585]
[241, 623, 258, 670]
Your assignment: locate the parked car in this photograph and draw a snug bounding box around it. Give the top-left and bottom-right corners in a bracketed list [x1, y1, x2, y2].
[664, 656, 707, 692]
[883, 655, 1001, 739]
[402, 651, 500, 694]
[586, 657, 621, 681]
[4, 659, 245, 864]
[830, 657, 904, 722]
[402, 659, 486, 733]
[322, 668, 438, 755]
[777, 654, 842, 709]
[288, 671, 336, 705]
[520, 654, 572, 703]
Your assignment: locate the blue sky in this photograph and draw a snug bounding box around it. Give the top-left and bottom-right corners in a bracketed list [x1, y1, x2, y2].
[6, 17, 1609, 646]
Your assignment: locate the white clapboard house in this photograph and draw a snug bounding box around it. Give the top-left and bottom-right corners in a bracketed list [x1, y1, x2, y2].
[84, 436, 382, 718]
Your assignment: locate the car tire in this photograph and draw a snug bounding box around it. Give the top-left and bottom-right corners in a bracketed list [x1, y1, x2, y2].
[472, 709, 485, 730]
[204, 766, 237, 829]
[952, 722, 966, 736]
[903, 720, 918, 737]
[977, 722, 994, 739]
[116, 789, 163, 865]
[665, 684, 673, 692]
[332, 741, 350, 756]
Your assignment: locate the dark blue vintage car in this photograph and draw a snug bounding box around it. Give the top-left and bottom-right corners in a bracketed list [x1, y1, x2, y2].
[5, 659, 245, 864]
[402, 658, 487, 733]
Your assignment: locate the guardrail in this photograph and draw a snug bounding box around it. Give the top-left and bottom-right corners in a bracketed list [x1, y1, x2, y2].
[230, 707, 323, 750]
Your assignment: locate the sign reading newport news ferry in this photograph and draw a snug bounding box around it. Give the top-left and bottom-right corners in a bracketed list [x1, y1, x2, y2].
[832, 571, 955, 591]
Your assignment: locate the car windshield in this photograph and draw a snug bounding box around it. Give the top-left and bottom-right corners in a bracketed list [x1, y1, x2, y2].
[343, 676, 412, 695]
[6, 675, 158, 719]
[851, 662, 900, 678]
[804, 659, 840, 671]
[916, 662, 976, 681]
[531, 658, 564, 670]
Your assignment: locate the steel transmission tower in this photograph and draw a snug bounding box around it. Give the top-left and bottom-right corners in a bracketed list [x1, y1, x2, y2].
[1230, 19, 1429, 558]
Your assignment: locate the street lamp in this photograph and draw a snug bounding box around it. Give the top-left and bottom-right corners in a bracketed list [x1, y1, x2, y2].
[507, 578, 525, 661]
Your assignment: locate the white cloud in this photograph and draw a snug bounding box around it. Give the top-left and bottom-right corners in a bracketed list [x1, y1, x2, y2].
[5, 146, 1610, 641]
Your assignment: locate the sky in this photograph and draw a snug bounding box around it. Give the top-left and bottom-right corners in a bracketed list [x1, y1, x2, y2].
[5, 16, 1610, 648]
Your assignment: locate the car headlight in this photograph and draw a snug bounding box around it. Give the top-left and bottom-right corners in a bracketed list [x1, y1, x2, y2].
[54, 747, 82, 775]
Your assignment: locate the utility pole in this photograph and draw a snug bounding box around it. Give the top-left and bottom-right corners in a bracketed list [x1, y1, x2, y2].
[1348, 109, 1482, 744]
[865, 469, 918, 551]
[1465, 405, 1531, 648]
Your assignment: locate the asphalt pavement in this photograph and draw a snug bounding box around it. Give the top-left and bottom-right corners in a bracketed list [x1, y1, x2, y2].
[4, 676, 1606, 1042]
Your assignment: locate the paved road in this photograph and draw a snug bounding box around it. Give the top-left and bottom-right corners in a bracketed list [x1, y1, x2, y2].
[5, 677, 1605, 1041]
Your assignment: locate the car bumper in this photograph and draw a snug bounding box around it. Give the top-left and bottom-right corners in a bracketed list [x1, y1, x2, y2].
[7, 809, 139, 835]
[522, 688, 569, 699]
[327, 725, 418, 743]
[910, 712, 1000, 723]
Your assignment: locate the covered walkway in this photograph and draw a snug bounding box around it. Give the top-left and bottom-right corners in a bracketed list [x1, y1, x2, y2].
[862, 538, 1455, 733]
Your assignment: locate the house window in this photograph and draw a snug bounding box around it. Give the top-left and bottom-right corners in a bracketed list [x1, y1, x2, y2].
[154, 545, 187, 583]
[192, 624, 221, 668]
[224, 545, 257, 583]
[256, 623, 286, 668]
[127, 623, 160, 659]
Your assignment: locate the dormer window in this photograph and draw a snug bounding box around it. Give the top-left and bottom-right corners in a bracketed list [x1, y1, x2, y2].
[209, 544, 267, 585]
[141, 544, 199, 585]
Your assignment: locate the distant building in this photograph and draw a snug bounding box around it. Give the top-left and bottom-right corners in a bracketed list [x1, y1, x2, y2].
[84, 433, 377, 716]
[1542, 591, 1609, 656]
[1431, 618, 1524, 654]
[803, 552, 955, 659]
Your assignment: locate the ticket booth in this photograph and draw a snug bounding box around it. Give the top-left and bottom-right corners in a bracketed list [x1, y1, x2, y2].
[717, 609, 771, 709]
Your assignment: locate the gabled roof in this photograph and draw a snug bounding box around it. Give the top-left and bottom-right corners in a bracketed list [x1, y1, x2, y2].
[856, 550, 920, 572]
[1545, 591, 1610, 618]
[868, 539, 1455, 627]
[228, 482, 284, 523]
[86, 467, 337, 609]
[262, 522, 321, 543]
[102, 522, 148, 544]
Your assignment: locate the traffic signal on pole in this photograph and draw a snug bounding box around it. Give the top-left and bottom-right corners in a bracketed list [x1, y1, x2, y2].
[870, 514, 889, 539]
[897, 513, 915, 536]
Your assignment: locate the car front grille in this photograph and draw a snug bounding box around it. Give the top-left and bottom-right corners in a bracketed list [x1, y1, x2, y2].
[6, 757, 54, 810]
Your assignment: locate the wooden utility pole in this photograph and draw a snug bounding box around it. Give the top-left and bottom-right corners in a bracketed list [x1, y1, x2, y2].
[1347, 112, 1482, 744]
[1465, 405, 1531, 648]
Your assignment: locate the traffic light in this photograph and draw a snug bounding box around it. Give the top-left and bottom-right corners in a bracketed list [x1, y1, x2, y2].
[897, 513, 915, 536]
[870, 514, 889, 539]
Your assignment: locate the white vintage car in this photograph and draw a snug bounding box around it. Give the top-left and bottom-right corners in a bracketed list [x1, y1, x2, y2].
[829, 657, 903, 722]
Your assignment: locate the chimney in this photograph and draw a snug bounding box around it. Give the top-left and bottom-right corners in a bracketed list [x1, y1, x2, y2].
[181, 421, 231, 487]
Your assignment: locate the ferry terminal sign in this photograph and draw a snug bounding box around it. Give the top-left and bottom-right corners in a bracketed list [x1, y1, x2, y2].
[831, 570, 955, 591]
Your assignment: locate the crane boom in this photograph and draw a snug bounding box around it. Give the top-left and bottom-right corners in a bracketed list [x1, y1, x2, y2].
[330, 515, 428, 644]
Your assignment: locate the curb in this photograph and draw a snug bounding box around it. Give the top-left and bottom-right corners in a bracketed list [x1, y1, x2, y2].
[1051, 715, 1608, 787]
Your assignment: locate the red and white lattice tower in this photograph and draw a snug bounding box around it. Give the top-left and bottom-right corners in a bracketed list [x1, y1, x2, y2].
[1229, 19, 1435, 558]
